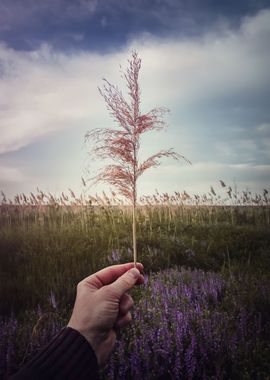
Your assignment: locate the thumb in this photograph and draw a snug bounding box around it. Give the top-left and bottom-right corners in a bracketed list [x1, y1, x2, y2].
[110, 268, 140, 298]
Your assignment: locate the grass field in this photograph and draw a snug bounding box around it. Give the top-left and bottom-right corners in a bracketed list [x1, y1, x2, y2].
[1, 187, 270, 379]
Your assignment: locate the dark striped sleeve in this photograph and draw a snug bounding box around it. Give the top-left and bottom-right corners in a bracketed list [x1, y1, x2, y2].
[11, 327, 99, 380]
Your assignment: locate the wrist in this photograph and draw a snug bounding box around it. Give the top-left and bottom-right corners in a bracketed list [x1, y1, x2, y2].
[67, 322, 102, 365]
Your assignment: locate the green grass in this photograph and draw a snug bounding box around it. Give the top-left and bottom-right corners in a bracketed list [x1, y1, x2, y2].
[1, 190, 270, 379]
[0, 199, 269, 316]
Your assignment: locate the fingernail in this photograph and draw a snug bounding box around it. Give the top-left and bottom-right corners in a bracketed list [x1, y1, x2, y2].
[129, 268, 140, 279]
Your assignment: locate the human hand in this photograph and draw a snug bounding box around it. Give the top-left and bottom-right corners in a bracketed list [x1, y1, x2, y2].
[67, 263, 144, 366]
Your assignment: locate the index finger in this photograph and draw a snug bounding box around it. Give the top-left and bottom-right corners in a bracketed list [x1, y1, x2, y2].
[83, 262, 144, 289]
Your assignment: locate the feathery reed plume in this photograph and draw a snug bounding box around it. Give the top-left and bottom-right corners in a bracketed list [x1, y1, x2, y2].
[85, 51, 190, 266]
[219, 180, 226, 187]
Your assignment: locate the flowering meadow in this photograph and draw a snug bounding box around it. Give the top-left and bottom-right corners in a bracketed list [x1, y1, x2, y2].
[1, 268, 269, 379]
[104, 269, 270, 379]
[0, 187, 270, 379]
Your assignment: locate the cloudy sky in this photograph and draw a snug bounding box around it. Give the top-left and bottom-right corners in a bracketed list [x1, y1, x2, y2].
[0, 0, 270, 200]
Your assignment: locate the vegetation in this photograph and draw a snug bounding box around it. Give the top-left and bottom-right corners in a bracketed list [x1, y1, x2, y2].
[85, 51, 188, 265]
[0, 185, 269, 378]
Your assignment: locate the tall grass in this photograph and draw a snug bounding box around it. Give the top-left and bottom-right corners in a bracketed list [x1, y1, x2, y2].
[0, 185, 269, 315]
[0, 184, 270, 378]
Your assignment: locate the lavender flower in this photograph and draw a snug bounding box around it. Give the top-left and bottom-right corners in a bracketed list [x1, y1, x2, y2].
[107, 250, 121, 264]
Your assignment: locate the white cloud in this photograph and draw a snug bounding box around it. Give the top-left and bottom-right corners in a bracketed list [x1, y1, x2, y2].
[134, 9, 270, 108]
[0, 165, 27, 183]
[0, 9, 269, 196]
[140, 161, 270, 195]
[0, 9, 269, 155]
[0, 43, 118, 153]
[256, 123, 270, 134]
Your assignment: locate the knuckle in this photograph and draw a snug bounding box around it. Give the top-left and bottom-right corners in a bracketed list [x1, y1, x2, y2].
[76, 281, 83, 292]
